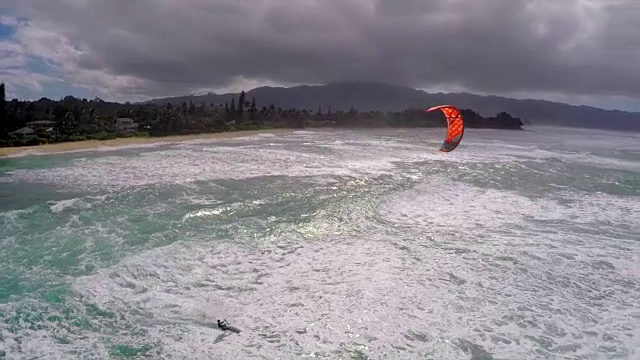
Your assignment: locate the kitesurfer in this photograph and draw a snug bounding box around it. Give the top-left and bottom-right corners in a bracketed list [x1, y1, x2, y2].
[217, 319, 241, 334]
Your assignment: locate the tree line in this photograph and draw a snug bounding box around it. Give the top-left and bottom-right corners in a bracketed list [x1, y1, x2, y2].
[0, 83, 524, 148]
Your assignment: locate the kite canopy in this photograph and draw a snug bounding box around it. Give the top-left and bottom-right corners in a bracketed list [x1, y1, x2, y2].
[427, 105, 465, 152]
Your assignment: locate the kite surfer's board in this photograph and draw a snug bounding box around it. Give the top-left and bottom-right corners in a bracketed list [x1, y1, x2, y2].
[224, 325, 241, 334]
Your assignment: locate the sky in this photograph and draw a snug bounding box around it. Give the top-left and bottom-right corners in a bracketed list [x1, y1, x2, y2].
[0, 0, 639, 111]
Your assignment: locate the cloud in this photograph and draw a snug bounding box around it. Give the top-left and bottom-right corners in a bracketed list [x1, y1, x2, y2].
[0, 17, 58, 99]
[2, 0, 640, 106]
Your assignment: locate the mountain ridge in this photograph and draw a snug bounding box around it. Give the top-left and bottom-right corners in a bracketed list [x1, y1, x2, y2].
[143, 82, 640, 131]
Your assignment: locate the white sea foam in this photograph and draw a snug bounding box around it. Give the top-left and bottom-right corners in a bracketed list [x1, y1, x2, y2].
[378, 175, 640, 238]
[65, 237, 493, 358]
[54, 215, 637, 360]
[1, 127, 638, 359]
[2, 129, 528, 192]
[48, 198, 91, 214]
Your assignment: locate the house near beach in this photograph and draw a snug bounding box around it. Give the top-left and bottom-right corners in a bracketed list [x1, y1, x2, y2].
[115, 118, 139, 133]
[8, 127, 37, 140]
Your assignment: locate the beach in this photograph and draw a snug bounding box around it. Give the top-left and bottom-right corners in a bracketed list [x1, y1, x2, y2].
[0, 129, 296, 158]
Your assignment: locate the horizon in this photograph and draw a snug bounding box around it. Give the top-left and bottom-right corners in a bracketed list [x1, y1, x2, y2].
[4, 81, 640, 114]
[1, 1, 639, 112]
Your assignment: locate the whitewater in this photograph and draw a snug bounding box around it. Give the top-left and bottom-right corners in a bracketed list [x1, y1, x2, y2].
[0, 126, 638, 359]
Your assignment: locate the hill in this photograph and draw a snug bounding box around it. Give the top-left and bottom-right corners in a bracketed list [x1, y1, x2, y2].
[144, 81, 640, 132]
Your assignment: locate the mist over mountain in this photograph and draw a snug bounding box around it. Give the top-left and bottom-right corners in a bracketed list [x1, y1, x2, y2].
[145, 82, 640, 131]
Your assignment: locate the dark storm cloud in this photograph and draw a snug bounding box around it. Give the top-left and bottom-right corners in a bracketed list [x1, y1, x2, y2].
[16, 0, 640, 98]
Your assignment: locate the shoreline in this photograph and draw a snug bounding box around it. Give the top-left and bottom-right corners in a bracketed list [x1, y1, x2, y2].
[0, 126, 528, 159]
[0, 129, 298, 158]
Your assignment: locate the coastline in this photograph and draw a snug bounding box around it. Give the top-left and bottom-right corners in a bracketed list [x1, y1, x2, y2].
[0, 129, 296, 158]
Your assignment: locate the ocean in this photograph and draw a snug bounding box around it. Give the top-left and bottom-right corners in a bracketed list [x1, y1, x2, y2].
[0, 126, 638, 359]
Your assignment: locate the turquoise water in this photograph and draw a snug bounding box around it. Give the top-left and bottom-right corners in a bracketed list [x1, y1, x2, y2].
[0, 127, 638, 359]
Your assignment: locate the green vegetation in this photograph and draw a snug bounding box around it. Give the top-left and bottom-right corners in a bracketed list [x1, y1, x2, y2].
[0, 83, 523, 148]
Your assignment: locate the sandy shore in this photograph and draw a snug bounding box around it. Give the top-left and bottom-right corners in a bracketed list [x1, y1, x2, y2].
[0, 129, 296, 158]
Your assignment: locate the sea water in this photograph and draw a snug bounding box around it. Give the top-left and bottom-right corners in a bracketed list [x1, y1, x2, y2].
[0, 127, 638, 359]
